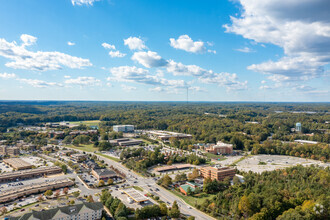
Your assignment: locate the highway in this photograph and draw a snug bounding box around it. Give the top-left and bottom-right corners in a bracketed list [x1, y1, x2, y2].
[61, 146, 215, 220]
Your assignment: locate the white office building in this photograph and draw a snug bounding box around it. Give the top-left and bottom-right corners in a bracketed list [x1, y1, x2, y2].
[113, 125, 135, 133]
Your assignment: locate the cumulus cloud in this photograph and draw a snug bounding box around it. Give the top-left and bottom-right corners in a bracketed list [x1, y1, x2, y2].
[170, 35, 206, 53]
[0, 34, 92, 71]
[65, 76, 101, 86]
[67, 41, 75, 46]
[0, 73, 16, 79]
[124, 37, 147, 50]
[71, 0, 100, 6]
[108, 66, 186, 88]
[165, 60, 247, 90]
[109, 50, 126, 58]
[131, 51, 168, 68]
[102, 43, 116, 50]
[129, 49, 247, 91]
[20, 34, 37, 47]
[19, 78, 62, 88]
[225, 0, 330, 83]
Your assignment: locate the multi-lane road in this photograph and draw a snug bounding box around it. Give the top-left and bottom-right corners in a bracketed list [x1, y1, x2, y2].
[61, 146, 215, 220]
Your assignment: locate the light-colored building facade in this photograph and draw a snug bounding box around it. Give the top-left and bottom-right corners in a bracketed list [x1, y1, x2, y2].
[113, 125, 135, 133]
[0, 146, 20, 156]
[0, 178, 74, 203]
[3, 158, 32, 170]
[0, 166, 62, 183]
[9, 202, 103, 220]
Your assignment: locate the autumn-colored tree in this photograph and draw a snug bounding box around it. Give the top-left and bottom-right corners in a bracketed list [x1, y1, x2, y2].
[238, 195, 252, 217]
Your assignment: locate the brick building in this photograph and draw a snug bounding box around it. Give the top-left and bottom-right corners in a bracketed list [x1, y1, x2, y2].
[200, 165, 236, 181]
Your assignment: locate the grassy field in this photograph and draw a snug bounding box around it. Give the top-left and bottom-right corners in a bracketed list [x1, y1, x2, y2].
[65, 144, 121, 162]
[65, 144, 98, 153]
[69, 120, 100, 126]
[205, 152, 227, 161]
[170, 189, 216, 207]
[95, 153, 121, 162]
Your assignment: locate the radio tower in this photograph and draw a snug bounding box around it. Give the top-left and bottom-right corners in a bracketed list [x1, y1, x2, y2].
[186, 87, 189, 103]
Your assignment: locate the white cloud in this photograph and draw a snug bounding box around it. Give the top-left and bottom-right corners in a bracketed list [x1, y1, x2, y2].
[207, 49, 217, 54]
[64, 75, 71, 78]
[261, 80, 266, 84]
[170, 35, 206, 53]
[131, 51, 168, 68]
[166, 60, 247, 90]
[102, 43, 116, 50]
[67, 41, 75, 46]
[225, 0, 330, 82]
[71, 0, 100, 6]
[0, 35, 92, 71]
[20, 34, 37, 47]
[0, 73, 16, 79]
[109, 50, 126, 58]
[235, 47, 254, 53]
[124, 37, 147, 50]
[19, 78, 62, 88]
[65, 76, 100, 86]
[121, 84, 137, 91]
[108, 66, 186, 88]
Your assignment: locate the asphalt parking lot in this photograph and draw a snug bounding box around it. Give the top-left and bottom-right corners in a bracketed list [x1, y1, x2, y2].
[0, 161, 13, 172]
[236, 155, 330, 173]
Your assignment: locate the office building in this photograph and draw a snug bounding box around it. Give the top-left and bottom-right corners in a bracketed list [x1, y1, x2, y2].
[113, 125, 135, 133]
[205, 141, 233, 155]
[200, 165, 236, 181]
[91, 168, 119, 181]
[0, 146, 20, 156]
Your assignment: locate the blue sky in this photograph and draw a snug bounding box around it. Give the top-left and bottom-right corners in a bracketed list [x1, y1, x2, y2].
[0, 0, 329, 101]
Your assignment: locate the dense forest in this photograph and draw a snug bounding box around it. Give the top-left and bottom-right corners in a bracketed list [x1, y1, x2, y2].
[0, 101, 329, 159]
[198, 165, 329, 219]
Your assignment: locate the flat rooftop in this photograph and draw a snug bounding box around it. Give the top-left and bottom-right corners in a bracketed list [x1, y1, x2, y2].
[122, 187, 148, 203]
[3, 158, 32, 169]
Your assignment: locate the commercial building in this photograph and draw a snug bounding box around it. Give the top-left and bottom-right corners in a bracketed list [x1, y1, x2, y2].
[155, 164, 192, 173]
[118, 139, 143, 146]
[145, 130, 192, 142]
[0, 178, 74, 203]
[205, 141, 233, 155]
[8, 202, 103, 220]
[91, 168, 119, 181]
[200, 165, 236, 181]
[3, 158, 33, 170]
[0, 146, 20, 156]
[179, 182, 201, 195]
[113, 125, 135, 133]
[122, 187, 148, 204]
[71, 153, 88, 162]
[0, 166, 63, 183]
[109, 138, 143, 146]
